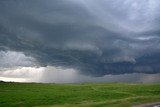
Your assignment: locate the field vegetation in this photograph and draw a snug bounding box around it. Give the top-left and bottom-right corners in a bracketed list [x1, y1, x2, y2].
[0, 82, 160, 107]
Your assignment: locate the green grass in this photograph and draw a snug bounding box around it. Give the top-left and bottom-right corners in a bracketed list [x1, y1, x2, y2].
[0, 82, 160, 107]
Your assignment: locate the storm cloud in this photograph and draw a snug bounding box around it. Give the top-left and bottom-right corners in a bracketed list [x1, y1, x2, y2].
[0, 0, 160, 81]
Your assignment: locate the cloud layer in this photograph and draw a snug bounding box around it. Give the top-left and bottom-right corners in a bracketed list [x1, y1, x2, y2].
[0, 0, 160, 79]
[1, 66, 160, 83]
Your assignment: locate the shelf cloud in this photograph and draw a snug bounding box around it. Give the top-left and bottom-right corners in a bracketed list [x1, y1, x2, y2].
[0, 0, 160, 82]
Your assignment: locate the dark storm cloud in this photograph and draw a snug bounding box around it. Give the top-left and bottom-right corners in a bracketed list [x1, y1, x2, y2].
[0, 0, 160, 76]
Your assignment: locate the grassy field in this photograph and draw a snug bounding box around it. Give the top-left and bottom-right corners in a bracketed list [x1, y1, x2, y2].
[0, 82, 160, 107]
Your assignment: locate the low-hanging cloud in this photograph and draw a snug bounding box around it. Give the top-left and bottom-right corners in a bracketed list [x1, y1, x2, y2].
[0, 50, 37, 69]
[1, 66, 160, 83]
[0, 0, 160, 78]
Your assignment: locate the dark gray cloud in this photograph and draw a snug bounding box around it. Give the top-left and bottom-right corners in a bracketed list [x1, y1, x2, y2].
[0, 0, 160, 77]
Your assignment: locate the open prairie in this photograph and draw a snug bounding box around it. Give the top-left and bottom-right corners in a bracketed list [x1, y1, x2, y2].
[0, 82, 160, 107]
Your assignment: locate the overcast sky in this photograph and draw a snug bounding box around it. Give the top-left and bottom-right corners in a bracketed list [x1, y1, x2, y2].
[0, 0, 160, 83]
